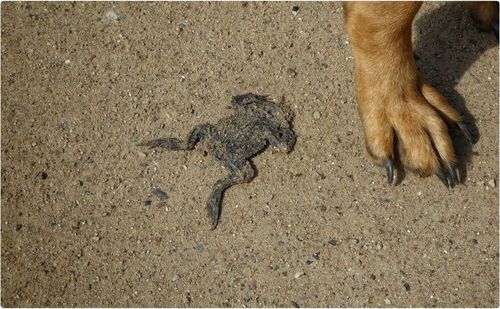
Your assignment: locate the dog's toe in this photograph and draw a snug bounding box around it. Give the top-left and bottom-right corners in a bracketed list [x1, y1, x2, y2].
[359, 81, 470, 186]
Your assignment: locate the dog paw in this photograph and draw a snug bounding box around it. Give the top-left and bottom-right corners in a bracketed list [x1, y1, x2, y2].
[358, 79, 473, 187]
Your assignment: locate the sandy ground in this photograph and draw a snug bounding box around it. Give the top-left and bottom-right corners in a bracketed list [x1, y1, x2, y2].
[1, 2, 498, 307]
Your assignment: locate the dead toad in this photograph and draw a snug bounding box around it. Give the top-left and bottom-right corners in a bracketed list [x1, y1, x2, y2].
[140, 93, 296, 229]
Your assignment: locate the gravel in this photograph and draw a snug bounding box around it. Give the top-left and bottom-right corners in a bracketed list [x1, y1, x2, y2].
[152, 188, 169, 201]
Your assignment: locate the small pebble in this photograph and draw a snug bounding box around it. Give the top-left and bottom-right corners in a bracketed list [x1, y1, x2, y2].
[290, 301, 300, 308]
[294, 271, 305, 279]
[172, 274, 180, 282]
[144, 200, 152, 206]
[41, 172, 48, 180]
[64, 59, 70, 64]
[292, 5, 300, 14]
[152, 188, 168, 201]
[488, 179, 496, 188]
[138, 152, 147, 159]
[106, 9, 119, 21]
[328, 239, 338, 246]
[247, 279, 257, 290]
[196, 244, 205, 252]
[403, 282, 411, 291]
[312, 252, 320, 260]
[384, 298, 391, 305]
[15, 224, 22, 231]
[313, 111, 321, 119]
[286, 68, 297, 77]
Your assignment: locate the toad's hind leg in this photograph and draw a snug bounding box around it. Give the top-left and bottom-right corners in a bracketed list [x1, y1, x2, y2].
[139, 124, 213, 151]
[207, 161, 255, 229]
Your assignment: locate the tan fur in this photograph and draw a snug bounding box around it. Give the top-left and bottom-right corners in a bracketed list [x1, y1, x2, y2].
[344, 2, 497, 177]
[469, 2, 499, 30]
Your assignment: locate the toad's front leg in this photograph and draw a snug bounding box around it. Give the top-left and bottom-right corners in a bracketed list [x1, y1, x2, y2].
[139, 124, 214, 151]
[207, 161, 255, 229]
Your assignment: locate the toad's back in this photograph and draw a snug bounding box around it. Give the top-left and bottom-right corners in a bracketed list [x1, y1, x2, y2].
[208, 115, 276, 167]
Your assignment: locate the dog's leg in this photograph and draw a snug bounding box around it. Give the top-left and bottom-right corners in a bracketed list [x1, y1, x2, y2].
[344, 2, 471, 186]
[468, 1, 499, 38]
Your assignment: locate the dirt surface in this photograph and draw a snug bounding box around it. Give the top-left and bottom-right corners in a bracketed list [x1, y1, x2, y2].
[1, 2, 498, 307]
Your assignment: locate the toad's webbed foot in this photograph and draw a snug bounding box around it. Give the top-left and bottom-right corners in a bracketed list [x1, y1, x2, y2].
[207, 161, 255, 229]
[139, 124, 213, 151]
[138, 137, 187, 150]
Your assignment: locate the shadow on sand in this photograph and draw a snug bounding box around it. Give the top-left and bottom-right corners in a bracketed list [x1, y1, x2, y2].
[411, 2, 497, 183]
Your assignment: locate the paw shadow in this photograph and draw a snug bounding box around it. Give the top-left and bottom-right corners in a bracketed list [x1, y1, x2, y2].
[413, 2, 497, 182]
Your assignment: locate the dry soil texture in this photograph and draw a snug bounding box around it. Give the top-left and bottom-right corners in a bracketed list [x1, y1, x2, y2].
[1, 2, 498, 307]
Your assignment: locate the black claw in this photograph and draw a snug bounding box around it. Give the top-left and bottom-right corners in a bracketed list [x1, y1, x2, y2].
[384, 159, 394, 185]
[448, 164, 459, 187]
[436, 170, 449, 188]
[456, 121, 473, 143]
